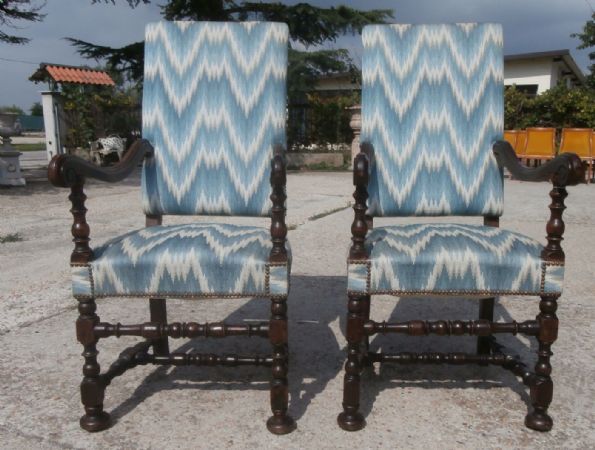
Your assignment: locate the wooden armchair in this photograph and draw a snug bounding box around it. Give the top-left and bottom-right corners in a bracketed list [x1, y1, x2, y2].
[338, 23, 584, 433]
[48, 21, 295, 435]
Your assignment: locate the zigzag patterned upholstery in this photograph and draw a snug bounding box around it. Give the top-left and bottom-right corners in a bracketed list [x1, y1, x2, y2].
[347, 224, 563, 296]
[70, 21, 290, 300]
[141, 21, 288, 216]
[350, 23, 564, 296]
[361, 23, 504, 217]
[72, 223, 289, 299]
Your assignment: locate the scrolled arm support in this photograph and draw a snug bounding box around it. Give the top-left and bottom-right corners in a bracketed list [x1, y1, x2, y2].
[492, 140, 584, 186]
[269, 145, 288, 264]
[493, 140, 585, 264]
[48, 138, 154, 188]
[350, 143, 372, 260]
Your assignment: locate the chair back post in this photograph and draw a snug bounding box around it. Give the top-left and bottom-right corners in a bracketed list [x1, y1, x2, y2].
[269, 148, 288, 263]
[145, 214, 162, 227]
[349, 143, 371, 260]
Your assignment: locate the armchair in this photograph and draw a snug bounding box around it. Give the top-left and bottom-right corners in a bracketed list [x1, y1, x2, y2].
[49, 21, 295, 435]
[338, 24, 584, 432]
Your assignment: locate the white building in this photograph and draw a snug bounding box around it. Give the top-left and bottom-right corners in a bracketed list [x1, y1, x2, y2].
[504, 50, 585, 94]
[313, 49, 586, 96]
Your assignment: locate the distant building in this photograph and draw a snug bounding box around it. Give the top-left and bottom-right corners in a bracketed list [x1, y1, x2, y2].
[504, 49, 585, 95]
[312, 49, 586, 96]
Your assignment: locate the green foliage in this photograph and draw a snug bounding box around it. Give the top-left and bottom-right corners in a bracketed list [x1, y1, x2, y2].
[29, 102, 43, 116]
[0, 104, 25, 114]
[504, 85, 595, 130]
[572, 12, 595, 88]
[307, 91, 359, 144]
[0, 0, 45, 44]
[60, 68, 141, 148]
[69, 1, 392, 100]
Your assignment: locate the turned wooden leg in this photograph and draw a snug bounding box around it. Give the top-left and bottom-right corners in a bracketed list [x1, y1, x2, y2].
[361, 295, 372, 367]
[149, 298, 169, 356]
[477, 297, 495, 357]
[266, 296, 295, 434]
[77, 297, 110, 432]
[338, 295, 366, 431]
[525, 295, 559, 432]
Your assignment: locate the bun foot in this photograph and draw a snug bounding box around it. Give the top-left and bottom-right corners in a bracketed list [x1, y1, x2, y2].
[80, 410, 111, 432]
[337, 411, 365, 431]
[525, 411, 553, 432]
[266, 414, 296, 435]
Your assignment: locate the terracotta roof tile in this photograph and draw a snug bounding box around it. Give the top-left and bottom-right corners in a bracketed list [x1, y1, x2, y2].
[44, 65, 115, 86]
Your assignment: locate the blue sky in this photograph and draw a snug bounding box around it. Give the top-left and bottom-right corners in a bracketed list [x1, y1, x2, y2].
[0, 0, 593, 111]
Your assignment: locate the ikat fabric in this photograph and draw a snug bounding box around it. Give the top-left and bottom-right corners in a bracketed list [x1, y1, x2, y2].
[141, 21, 288, 216]
[347, 224, 563, 296]
[361, 23, 505, 217]
[71, 223, 290, 299]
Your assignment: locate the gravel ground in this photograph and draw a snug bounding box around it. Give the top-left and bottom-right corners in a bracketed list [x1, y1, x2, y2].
[0, 171, 593, 449]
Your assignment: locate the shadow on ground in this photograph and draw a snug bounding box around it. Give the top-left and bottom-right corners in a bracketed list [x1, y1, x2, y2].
[96, 275, 541, 427]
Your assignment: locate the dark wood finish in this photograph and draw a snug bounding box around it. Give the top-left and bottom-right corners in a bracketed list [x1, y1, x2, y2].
[69, 181, 93, 264]
[337, 295, 366, 431]
[336, 141, 581, 433]
[525, 295, 559, 431]
[77, 297, 110, 432]
[50, 142, 296, 435]
[48, 139, 154, 187]
[479, 216, 499, 357]
[492, 140, 584, 186]
[542, 186, 567, 262]
[363, 319, 539, 336]
[269, 146, 288, 264]
[149, 299, 169, 356]
[349, 145, 371, 260]
[266, 295, 295, 434]
[94, 321, 270, 339]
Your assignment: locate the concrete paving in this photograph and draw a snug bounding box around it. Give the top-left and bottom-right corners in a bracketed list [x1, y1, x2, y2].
[0, 172, 594, 449]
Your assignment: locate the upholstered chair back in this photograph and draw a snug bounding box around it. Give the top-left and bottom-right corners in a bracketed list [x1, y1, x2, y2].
[361, 23, 504, 217]
[141, 21, 288, 216]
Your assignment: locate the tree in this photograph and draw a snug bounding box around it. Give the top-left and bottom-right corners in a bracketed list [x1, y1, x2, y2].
[30, 102, 43, 116]
[0, 104, 25, 115]
[68, 1, 392, 98]
[572, 12, 595, 88]
[0, 0, 45, 44]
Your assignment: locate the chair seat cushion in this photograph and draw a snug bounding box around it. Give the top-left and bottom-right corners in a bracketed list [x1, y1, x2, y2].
[71, 223, 290, 299]
[347, 224, 563, 296]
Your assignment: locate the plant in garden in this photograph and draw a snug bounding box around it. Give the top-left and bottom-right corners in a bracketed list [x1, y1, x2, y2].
[572, 12, 595, 89]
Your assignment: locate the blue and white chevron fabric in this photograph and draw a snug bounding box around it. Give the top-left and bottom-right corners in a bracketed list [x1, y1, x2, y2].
[141, 21, 288, 216]
[347, 224, 563, 296]
[71, 223, 290, 299]
[361, 24, 504, 217]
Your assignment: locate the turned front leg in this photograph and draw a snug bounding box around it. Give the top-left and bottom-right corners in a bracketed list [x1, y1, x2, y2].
[266, 296, 295, 434]
[338, 295, 366, 431]
[77, 297, 110, 432]
[525, 295, 559, 431]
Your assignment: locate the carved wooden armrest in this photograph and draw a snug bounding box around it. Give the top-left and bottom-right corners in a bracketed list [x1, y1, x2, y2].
[48, 139, 154, 187]
[492, 140, 584, 187]
[493, 140, 585, 264]
[269, 145, 288, 264]
[47, 139, 153, 264]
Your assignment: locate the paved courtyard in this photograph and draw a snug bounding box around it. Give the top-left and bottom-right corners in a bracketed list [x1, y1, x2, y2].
[0, 171, 594, 449]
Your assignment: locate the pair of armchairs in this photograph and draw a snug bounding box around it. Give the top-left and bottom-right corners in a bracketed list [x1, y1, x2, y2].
[49, 22, 583, 435]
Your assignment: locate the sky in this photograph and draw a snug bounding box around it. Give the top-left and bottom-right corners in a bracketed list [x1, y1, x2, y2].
[0, 0, 593, 111]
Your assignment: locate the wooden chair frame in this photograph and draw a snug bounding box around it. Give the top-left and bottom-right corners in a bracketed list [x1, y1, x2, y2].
[48, 140, 295, 435]
[337, 141, 584, 432]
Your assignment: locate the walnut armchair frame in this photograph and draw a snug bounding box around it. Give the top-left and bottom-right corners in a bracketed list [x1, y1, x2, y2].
[48, 140, 295, 435]
[338, 140, 584, 432]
